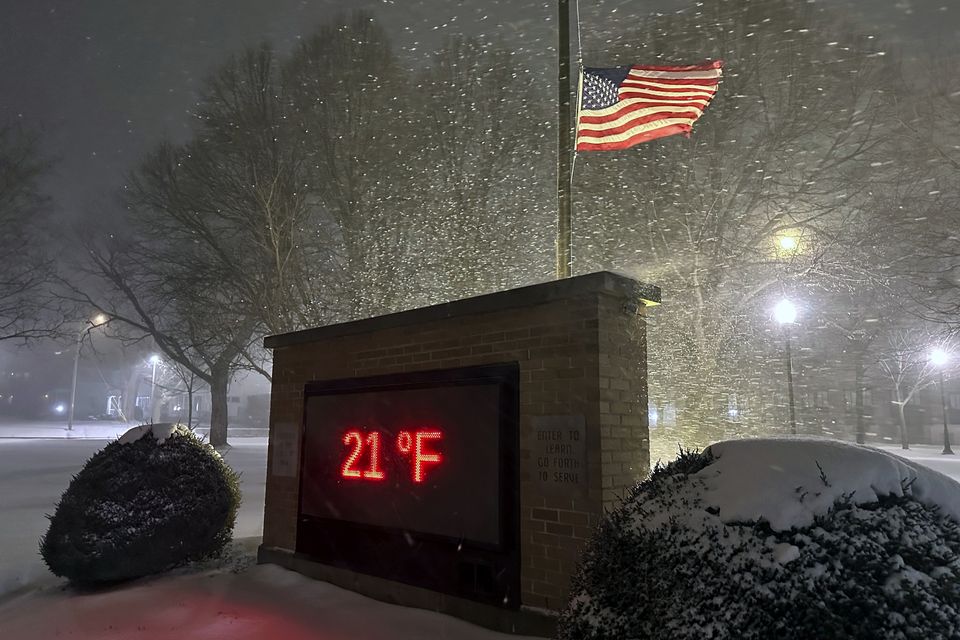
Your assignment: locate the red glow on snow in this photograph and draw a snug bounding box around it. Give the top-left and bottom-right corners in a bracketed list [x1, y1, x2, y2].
[0, 576, 324, 640]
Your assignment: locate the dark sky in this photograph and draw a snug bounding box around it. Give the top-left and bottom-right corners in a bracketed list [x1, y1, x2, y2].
[0, 0, 956, 219]
[0, 0, 554, 214]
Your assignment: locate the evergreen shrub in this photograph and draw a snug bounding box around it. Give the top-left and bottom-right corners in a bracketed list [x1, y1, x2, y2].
[40, 424, 241, 584]
[560, 448, 960, 640]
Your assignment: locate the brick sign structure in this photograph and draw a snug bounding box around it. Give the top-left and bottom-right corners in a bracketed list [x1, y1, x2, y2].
[258, 271, 658, 636]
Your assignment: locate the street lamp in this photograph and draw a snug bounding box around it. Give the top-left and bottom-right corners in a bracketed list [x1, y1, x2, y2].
[149, 354, 161, 423]
[776, 234, 798, 252]
[774, 299, 799, 435]
[930, 347, 953, 455]
[67, 313, 108, 431]
[774, 231, 802, 257]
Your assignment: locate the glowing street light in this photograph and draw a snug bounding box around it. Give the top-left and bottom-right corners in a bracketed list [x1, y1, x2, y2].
[777, 236, 798, 251]
[777, 234, 799, 252]
[774, 231, 802, 257]
[930, 348, 953, 455]
[67, 313, 109, 431]
[773, 299, 798, 325]
[773, 299, 799, 435]
[931, 348, 949, 367]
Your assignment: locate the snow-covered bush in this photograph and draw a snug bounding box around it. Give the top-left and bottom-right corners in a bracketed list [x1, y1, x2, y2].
[40, 424, 241, 584]
[560, 439, 960, 640]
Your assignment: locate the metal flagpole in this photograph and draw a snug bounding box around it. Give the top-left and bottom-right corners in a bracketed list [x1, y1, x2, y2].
[556, 0, 573, 278]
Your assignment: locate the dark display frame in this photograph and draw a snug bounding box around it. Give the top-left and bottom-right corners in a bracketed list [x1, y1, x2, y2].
[295, 362, 520, 608]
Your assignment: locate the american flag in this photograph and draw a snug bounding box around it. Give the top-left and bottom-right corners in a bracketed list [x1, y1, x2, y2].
[575, 60, 723, 152]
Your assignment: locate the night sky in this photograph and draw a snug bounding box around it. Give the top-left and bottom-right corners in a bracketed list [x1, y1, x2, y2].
[0, 0, 956, 221]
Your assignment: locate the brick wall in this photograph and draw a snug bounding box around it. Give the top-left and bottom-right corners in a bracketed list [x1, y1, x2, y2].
[261, 272, 655, 613]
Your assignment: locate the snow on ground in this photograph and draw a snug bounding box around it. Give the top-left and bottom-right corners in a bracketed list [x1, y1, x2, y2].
[877, 442, 960, 478]
[699, 438, 960, 530]
[0, 419, 267, 440]
[0, 561, 539, 640]
[2, 430, 960, 639]
[0, 434, 267, 596]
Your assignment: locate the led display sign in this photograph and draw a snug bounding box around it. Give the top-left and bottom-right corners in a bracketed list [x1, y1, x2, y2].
[295, 364, 519, 605]
[299, 368, 514, 548]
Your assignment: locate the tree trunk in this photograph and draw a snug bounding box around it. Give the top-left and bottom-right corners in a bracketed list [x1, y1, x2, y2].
[122, 368, 140, 422]
[151, 388, 162, 423]
[855, 358, 865, 444]
[187, 384, 194, 429]
[208, 367, 230, 447]
[897, 396, 909, 450]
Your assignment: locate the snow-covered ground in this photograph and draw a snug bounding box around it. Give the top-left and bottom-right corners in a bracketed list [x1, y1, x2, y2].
[2, 434, 959, 639]
[0, 418, 267, 440]
[0, 562, 537, 640]
[0, 428, 537, 639]
[0, 435, 267, 596]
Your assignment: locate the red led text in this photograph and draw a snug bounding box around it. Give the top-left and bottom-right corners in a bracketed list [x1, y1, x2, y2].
[396, 430, 443, 483]
[341, 430, 385, 480]
[340, 428, 443, 483]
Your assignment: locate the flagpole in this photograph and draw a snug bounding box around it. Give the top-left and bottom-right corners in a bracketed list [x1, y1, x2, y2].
[556, 0, 573, 279]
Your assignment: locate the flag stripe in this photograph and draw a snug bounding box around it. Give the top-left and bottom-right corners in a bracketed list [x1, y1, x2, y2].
[578, 109, 704, 139]
[623, 76, 720, 89]
[615, 96, 712, 109]
[578, 106, 704, 134]
[579, 100, 710, 126]
[579, 117, 699, 144]
[629, 61, 724, 72]
[576, 122, 694, 151]
[581, 95, 709, 119]
[576, 60, 722, 151]
[621, 79, 720, 91]
[626, 68, 721, 80]
[618, 88, 716, 100]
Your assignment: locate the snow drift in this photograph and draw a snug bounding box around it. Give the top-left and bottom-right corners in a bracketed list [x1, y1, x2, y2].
[560, 438, 960, 640]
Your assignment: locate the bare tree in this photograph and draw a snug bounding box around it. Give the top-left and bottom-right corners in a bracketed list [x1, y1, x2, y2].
[882, 59, 960, 333]
[876, 326, 946, 449]
[0, 123, 58, 341]
[282, 12, 409, 318]
[573, 0, 902, 448]
[67, 46, 314, 446]
[66, 230, 260, 446]
[401, 37, 554, 300]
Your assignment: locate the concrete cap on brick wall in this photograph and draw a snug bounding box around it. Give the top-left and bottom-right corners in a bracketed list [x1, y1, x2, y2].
[263, 271, 660, 349]
[264, 271, 660, 349]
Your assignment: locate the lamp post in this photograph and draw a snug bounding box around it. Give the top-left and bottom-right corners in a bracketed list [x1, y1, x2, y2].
[774, 299, 799, 435]
[148, 354, 161, 424]
[930, 348, 953, 455]
[67, 313, 108, 431]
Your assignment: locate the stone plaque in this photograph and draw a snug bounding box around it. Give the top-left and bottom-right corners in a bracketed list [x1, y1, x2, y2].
[272, 421, 299, 477]
[531, 415, 587, 495]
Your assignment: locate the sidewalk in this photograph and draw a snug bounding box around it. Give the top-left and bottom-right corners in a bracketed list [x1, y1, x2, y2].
[0, 419, 268, 440]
